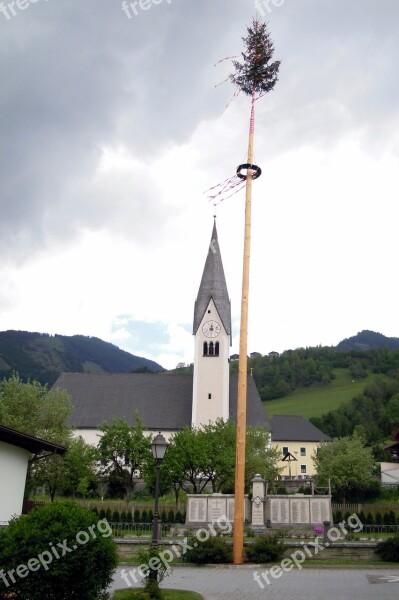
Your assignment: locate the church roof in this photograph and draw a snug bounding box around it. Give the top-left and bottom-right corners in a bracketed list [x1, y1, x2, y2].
[193, 221, 231, 337]
[52, 372, 267, 430]
[270, 415, 331, 442]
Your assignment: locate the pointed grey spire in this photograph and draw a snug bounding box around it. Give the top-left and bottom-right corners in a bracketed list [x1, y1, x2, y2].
[193, 221, 231, 338]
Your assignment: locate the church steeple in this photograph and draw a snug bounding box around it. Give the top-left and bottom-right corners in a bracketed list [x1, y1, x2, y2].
[193, 220, 231, 342]
[191, 220, 231, 427]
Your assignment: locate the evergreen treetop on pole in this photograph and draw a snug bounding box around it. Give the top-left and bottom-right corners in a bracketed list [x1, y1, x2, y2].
[230, 18, 280, 97]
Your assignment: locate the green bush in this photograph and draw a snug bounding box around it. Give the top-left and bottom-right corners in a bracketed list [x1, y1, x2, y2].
[334, 510, 343, 524]
[136, 546, 171, 599]
[167, 509, 175, 524]
[133, 509, 141, 523]
[121, 510, 128, 523]
[112, 510, 120, 523]
[375, 511, 383, 525]
[175, 510, 184, 524]
[161, 510, 168, 524]
[366, 512, 374, 525]
[376, 535, 399, 562]
[141, 509, 148, 523]
[0, 501, 118, 600]
[245, 535, 285, 563]
[185, 536, 232, 564]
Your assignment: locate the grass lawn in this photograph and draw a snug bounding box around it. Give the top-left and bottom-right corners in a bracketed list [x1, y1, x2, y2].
[113, 590, 203, 599]
[263, 369, 384, 419]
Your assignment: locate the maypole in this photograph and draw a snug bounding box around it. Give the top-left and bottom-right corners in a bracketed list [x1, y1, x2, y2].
[230, 18, 280, 565]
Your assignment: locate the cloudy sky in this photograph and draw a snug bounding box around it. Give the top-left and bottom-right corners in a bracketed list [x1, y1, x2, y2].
[1, 0, 398, 369]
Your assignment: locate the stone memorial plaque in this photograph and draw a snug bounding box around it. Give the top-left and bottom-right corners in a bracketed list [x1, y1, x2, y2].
[209, 498, 226, 522]
[188, 497, 207, 523]
[227, 498, 235, 522]
[270, 498, 289, 523]
[310, 498, 330, 523]
[291, 499, 310, 524]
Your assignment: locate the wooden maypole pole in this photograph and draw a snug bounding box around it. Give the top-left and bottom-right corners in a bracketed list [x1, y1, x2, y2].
[230, 19, 280, 565]
[233, 93, 256, 564]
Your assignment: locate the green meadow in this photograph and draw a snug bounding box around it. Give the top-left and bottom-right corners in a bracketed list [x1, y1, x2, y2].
[263, 368, 379, 419]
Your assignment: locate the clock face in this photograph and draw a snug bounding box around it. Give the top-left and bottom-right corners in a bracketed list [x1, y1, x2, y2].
[202, 320, 221, 338]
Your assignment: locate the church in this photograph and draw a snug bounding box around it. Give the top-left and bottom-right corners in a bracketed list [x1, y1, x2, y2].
[53, 220, 267, 445]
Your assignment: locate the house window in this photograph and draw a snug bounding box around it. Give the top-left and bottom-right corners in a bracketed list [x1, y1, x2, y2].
[301, 465, 307, 474]
[300, 447, 306, 456]
[282, 447, 289, 457]
[208, 393, 212, 400]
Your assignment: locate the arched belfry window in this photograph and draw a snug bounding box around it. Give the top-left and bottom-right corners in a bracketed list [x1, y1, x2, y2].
[215, 342, 219, 356]
[203, 342, 208, 356]
[209, 342, 214, 356]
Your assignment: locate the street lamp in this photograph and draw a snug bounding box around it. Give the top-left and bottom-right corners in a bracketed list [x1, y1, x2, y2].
[151, 432, 168, 546]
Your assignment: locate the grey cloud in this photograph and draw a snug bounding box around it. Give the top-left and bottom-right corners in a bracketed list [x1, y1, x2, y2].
[1, 0, 398, 261]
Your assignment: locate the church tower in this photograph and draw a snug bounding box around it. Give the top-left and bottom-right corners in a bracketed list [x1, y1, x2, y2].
[192, 220, 231, 427]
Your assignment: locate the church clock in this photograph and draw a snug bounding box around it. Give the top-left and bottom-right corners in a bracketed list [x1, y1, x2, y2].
[202, 320, 221, 338]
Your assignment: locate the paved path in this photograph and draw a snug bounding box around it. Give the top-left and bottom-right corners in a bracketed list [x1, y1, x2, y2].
[112, 566, 399, 599]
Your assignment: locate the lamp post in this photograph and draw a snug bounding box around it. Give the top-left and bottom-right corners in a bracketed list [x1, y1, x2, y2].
[151, 432, 168, 547]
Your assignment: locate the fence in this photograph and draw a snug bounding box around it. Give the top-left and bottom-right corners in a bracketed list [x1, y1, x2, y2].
[109, 522, 172, 539]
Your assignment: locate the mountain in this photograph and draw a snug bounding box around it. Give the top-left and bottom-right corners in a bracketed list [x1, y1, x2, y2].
[0, 330, 164, 385]
[336, 330, 399, 352]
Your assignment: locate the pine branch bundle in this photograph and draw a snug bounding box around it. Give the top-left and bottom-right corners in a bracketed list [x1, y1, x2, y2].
[231, 18, 280, 97]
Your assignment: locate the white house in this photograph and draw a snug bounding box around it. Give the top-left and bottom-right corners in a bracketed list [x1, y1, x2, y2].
[0, 425, 66, 523]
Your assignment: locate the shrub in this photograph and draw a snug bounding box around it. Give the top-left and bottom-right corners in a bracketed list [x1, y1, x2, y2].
[185, 536, 232, 564]
[375, 511, 383, 525]
[167, 509, 175, 524]
[148, 509, 154, 524]
[376, 535, 399, 562]
[366, 512, 374, 525]
[133, 509, 141, 523]
[161, 510, 168, 524]
[0, 501, 118, 600]
[245, 535, 285, 563]
[334, 510, 343, 524]
[112, 510, 120, 523]
[141, 509, 148, 523]
[175, 510, 184, 524]
[121, 510, 128, 523]
[136, 546, 171, 599]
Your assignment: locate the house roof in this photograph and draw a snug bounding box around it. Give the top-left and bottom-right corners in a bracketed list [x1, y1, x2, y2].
[0, 425, 67, 455]
[270, 415, 331, 442]
[52, 372, 267, 430]
[193, 221, 231, 338]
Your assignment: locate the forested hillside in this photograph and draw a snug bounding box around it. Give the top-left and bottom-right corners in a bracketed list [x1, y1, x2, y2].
[237, 346, 399, 402]
[0, 330, 164, 385]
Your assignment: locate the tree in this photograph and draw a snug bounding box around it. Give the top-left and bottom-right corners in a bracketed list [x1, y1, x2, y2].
[97, 414, 151, 501]
[163, 426, 209, 495]
[0, 372, 72, 444]
[200, 419, 236, 493]
[151, 422, 281, 500]
[32, 436, 97, 501]
[0, 501, 117, 600]
[245, 426, 282, 491]
[313, 433, 376, 502]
